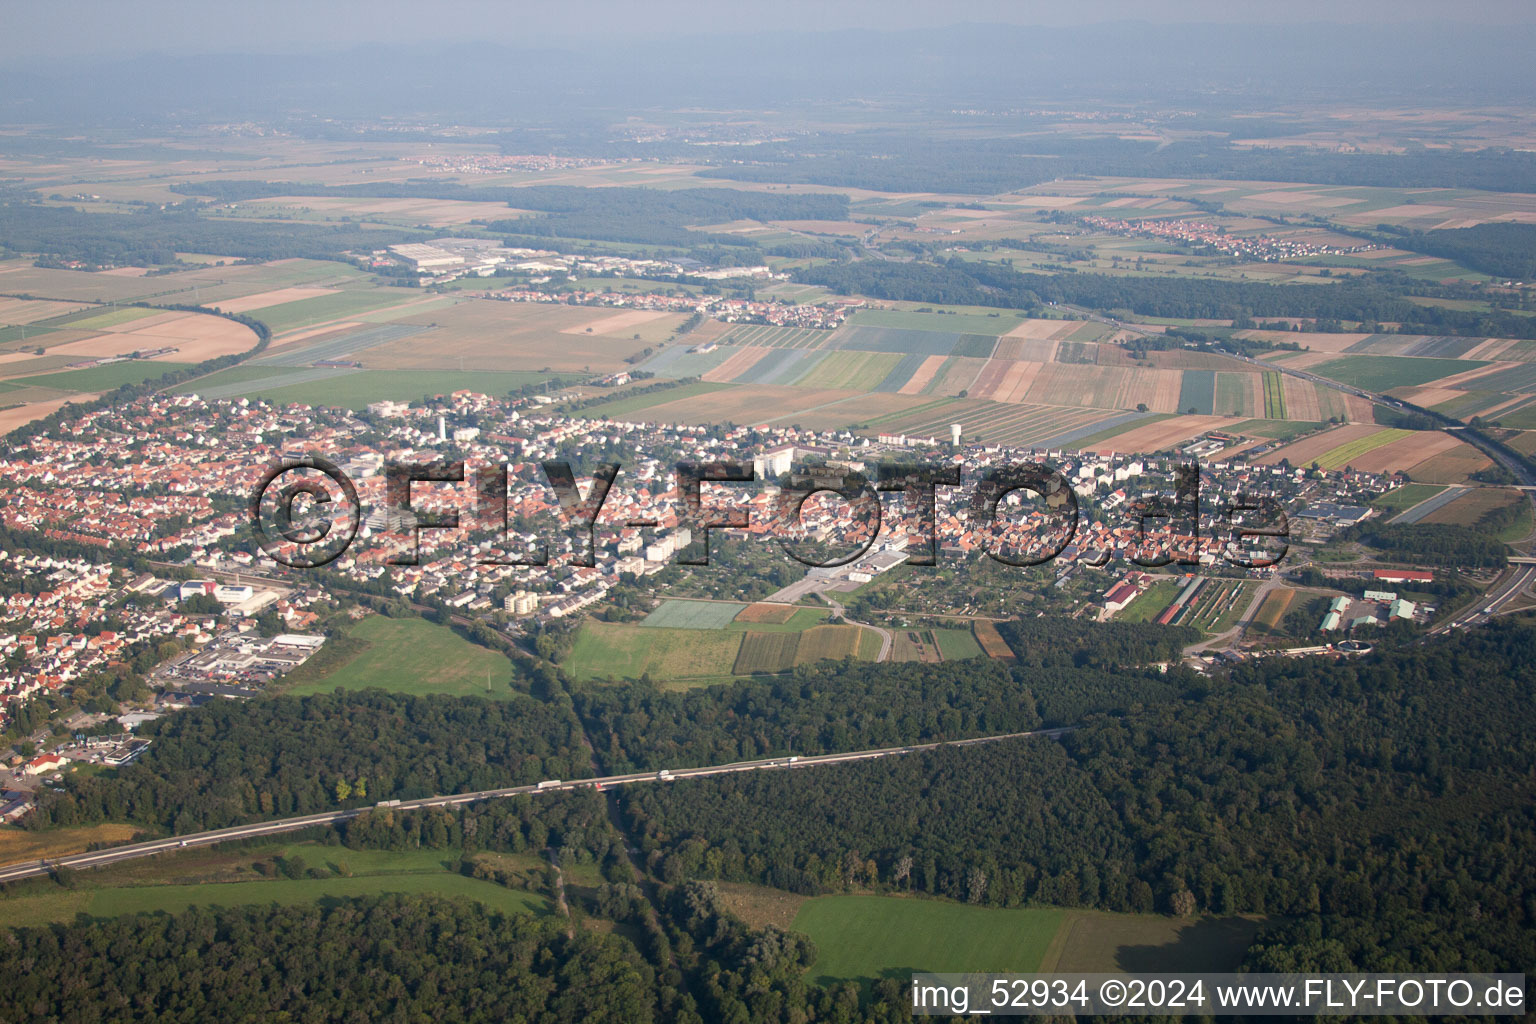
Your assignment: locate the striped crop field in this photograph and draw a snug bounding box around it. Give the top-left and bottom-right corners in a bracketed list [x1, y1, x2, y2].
[873, 401, 1114, 447]
[792, 350, 903, 390]
[1262, 372, 1286, 419]
[1314, 428, 1415, 471]
[720, 324, 835, 350]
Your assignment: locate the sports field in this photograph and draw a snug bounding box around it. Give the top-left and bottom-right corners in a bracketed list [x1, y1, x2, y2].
[282, 615, 518, 698]
[792, 895, 1063, 984]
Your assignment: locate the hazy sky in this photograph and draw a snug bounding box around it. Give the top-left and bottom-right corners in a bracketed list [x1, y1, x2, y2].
[7, 0, 1536, 58]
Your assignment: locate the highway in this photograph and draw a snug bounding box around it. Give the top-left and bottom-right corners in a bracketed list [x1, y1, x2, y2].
[0, 726, 1071, 885]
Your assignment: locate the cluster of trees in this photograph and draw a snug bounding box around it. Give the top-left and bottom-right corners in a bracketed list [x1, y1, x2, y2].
[992, 616, 1196, 669]
[1393, 222, 1536, 281]
[26, 691, 588, 832]
[1346, 521, 1509, 568]
[616, 621, 1536, 972]
[573, 658, 1043, 773]
[0, 202, 420, 267]
[0, 896, 665, 1023]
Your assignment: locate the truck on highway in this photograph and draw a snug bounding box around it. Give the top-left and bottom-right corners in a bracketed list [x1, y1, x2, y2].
[536, 780, 562, 790]
[657, 769, 673, 781]
[375, 799, 402, 808]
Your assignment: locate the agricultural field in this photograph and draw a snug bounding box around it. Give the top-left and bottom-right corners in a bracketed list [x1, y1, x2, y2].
[1307, 355, 1483, 392]
[5, 360, 192, 391]
[1313, 428, 1416, 471]
[356, 299, 666, 373]
[564, 621, 745, 683]
[791, 895, 1062, 984]
[281, 615, 518, 698]
[1255, 423, 1386, 467]
[719, 324, 834, 349]
[845, 308, 1020, 336]
[973, 620, 1014, 660]
[224, 369, 565, 408]
[1421, 487, 1532, 539]
[867, 398, 1122, 449]
[1252, 589, 1296, 633]
[1039, 910, 1268, 973]
[791, 350, 903, 390]
[1370, 483, 1447, 514]
[641, 599, 748, 630]
[578, 381, 733, 419]
[793, 624, 879, 665]
[729, 605, 830, 632]
[733, 631, 803, 674]
[1086, 414, 1243, 455]
[932, 626, 983, 660]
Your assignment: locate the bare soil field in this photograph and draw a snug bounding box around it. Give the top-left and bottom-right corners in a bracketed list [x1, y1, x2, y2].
[1407, 446, 1495, 484]
[1004, 319, 1082, 342]
[734, 603, 798, 624]
[560, 309, 676, 336]
[994, 336, 1057, 362]
[929, 356, 988, 396]
[1254, 423, 1382, 466]
[703, 346, 772, 383]
[365, 299, 656, 372]
[265, 322, 364, 349]
[1087, 414, 1244, 454]
[1024, 363, 1184, 413]
[1345, 430, 1462, 474]
[0, 298, 89, 324]
[973, 620, 1014, 660]
[970, 359, 1044, 403]
[212, 287, 339, 314]
[1280, 376, 1323, 421]
[898, 354, 948, 395]
[0, 392, 100, 432]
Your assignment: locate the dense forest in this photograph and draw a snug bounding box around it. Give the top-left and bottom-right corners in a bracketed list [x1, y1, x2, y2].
[0, 203, 420, 266]
[26, 691, 588, 832]
[574, 658, 1042, 773]
[0, 896, 666, 1024]
[1344, 521, 1509, 568]
[616, 621, 1536, 973]
[1398, 222, 1536, 281]
[698, 133, 1536, 196]
[795, 258, 1536, 339]
[170, 180, 850, 249]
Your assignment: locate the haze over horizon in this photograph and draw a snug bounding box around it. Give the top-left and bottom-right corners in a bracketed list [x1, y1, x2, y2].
[6, 0, 1536, 60]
